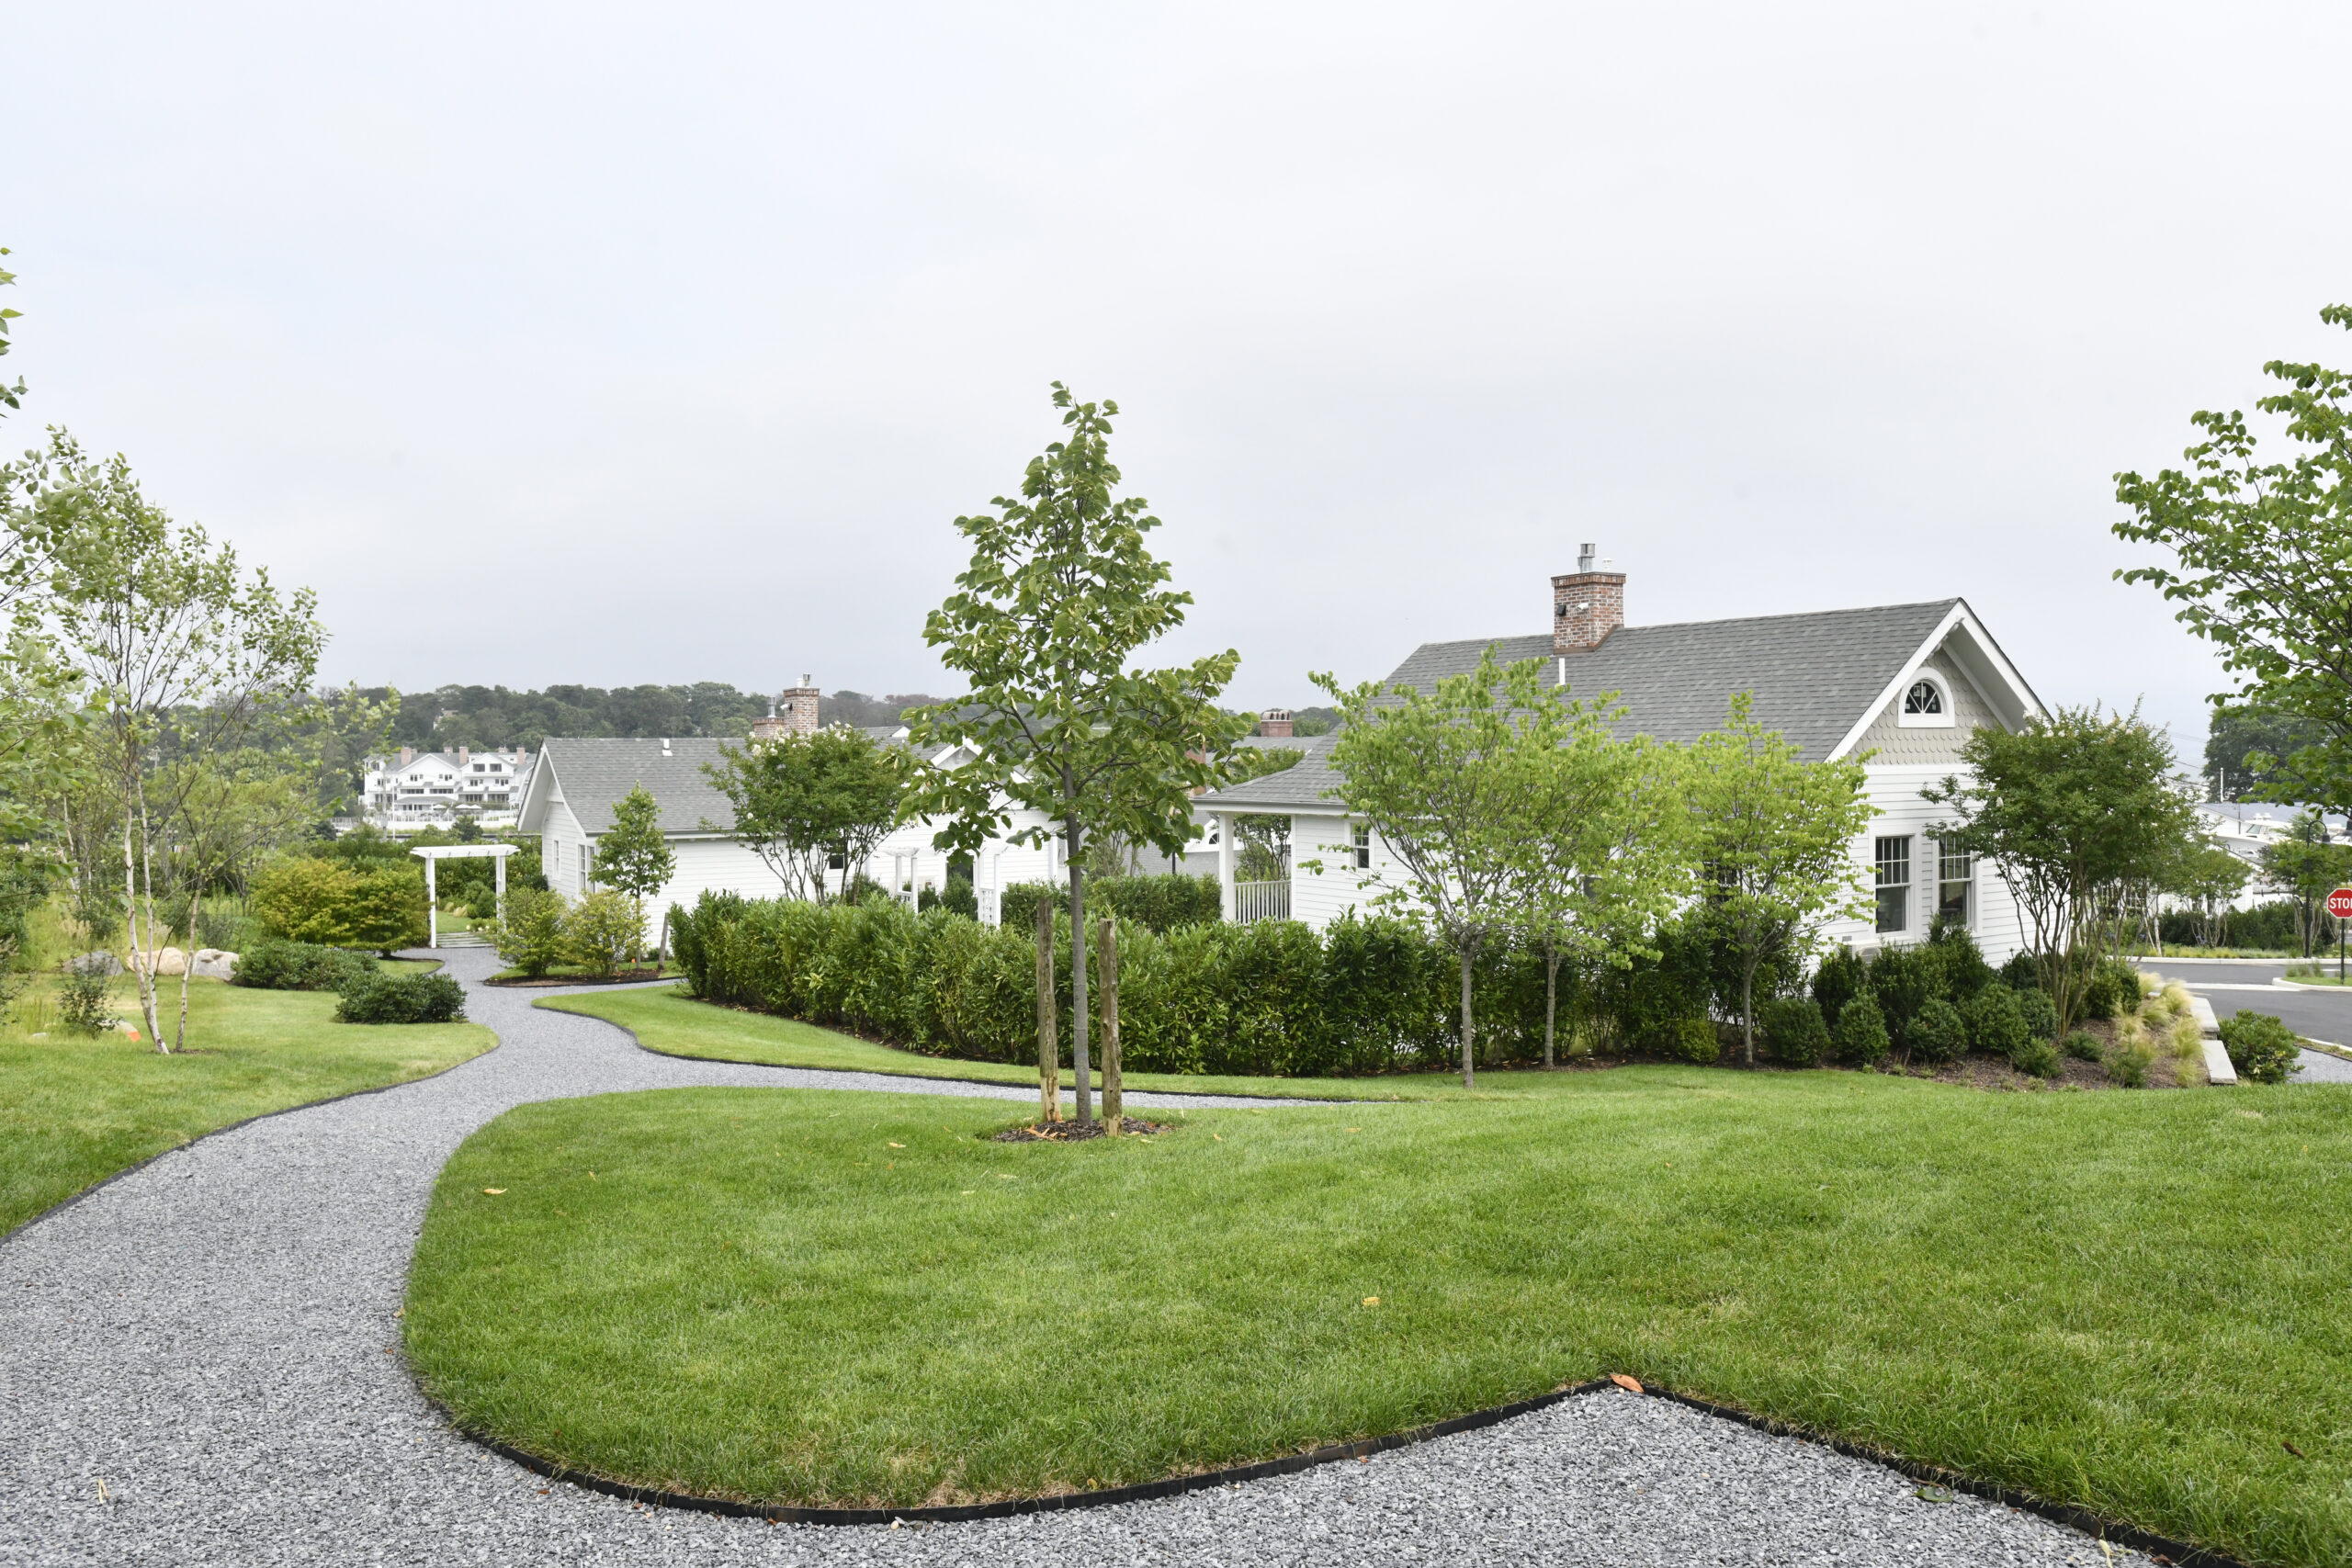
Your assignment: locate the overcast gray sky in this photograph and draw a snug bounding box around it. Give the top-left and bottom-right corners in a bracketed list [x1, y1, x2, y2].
[9, 2, 2348, 753]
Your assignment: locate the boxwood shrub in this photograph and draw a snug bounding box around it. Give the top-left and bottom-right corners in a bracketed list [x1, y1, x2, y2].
[2217, 1012, 2302, 1085]
[232, 939, 375, 992]
[1760, 996, 1827, 1066]
[335, 971, 467, 1025]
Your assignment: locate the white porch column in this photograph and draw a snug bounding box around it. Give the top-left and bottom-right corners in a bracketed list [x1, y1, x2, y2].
[425, 856, 438, 950]
[1216, 811, 1236, 922]
[494, 852, 506, 926]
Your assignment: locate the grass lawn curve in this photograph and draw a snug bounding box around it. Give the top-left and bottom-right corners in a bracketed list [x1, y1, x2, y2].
[403, 1067, 2352, 1567]
[2, 965, 493, 1235]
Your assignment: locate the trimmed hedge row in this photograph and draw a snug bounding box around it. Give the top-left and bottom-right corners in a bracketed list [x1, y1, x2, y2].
[1000, 874, 1223, 936]
[668, 891, 1685, 1077]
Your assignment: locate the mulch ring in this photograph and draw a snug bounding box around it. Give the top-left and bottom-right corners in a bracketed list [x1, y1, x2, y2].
[482, 969, 672, 988]
[994, 1116, 1168, 1143]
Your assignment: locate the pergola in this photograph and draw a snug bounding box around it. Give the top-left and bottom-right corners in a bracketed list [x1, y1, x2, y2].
[409, 843, 520, 950]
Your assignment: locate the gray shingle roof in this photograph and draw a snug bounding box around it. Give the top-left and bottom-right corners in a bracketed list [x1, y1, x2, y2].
[537, 739, 742, 835]
[1196, 600, 1959, 811]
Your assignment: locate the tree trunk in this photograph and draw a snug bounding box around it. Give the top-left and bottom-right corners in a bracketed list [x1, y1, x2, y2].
[1458, 943, 1476, 1089]
[1099, 918, 1121, 1134]
[1741, 958, 1756, 1066]
[135, 782, 165, 1051]
[1066, 821, 1092, 1127]
[1544, 938, 1559, 1071]
[1035, 895, 1058, 1122]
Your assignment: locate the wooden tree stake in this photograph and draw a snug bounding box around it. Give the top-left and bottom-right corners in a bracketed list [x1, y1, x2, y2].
[1035, 896, 1058, 1122]
[1099, 917, 1122, 1134]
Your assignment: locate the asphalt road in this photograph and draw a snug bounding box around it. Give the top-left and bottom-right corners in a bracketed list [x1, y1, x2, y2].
[2132, 957, 2352, 1082]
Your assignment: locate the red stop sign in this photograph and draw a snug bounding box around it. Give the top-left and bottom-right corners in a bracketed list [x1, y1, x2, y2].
[2328, 887, 2352, 920]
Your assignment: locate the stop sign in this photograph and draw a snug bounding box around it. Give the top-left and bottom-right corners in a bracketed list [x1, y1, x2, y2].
[2328, 887, 2352, 920]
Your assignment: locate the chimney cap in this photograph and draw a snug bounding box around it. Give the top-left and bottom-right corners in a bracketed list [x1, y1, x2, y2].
[1576, 542, 1598, 573]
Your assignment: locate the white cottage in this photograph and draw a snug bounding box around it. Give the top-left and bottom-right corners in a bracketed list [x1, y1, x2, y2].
[1193, 551, 2048, 964]
[515, 709, 1061, 926]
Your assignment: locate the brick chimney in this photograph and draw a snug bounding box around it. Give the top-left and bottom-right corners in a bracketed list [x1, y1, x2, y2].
[1553, 544, 1625, 653]
[399, 745, 414, 768]
[754, 676, 822, 740]
[457, 745, 469, 768]
[1257, 708, 1294, 738]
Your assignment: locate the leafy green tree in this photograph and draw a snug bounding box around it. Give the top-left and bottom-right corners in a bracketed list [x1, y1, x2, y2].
[2158, 837, 2250, 949]
[704, 727, 900, 903]
[1312, 648, 1543, 1089]
[1505, 677, 1693, 1069]
[251, 858, 361, 945]
[565, 887, 639, 978]
[1927, 707, 2200, 1033]
[39, 431, 325, 1050]
[1684, 693, 1874, 1066]
[592, 783, 675, 966]
[905, 385, 1246, 1126]
[490, 887, 570, 977]
[0, 246, 22, 419]
[2114, 305, 2352, 810]
[2203, 706, 2325, 802]
[2258, 810, 2352, 957]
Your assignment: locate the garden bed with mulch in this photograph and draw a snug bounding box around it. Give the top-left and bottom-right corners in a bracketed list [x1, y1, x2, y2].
[992, 1116, 1169, 1142]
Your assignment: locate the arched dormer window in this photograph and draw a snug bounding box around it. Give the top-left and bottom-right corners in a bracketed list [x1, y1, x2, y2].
[1897, 671, 1955, 728]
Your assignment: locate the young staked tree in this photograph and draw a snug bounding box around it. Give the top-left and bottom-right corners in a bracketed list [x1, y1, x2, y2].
[1926, 705, 2200, 1033]
[702, 726, 901, 903]
[905, 385, 1246, 1128]
[2258, 810, 2352, 957]
[1503, 670, 1693, 1069]
[40, 432, 323, 1051]
[1684, 693, 1874, 1066]
[592, 782, 676, 968]
[1313, 648, 1546, 1089]
[2114, 304, 2352, 811]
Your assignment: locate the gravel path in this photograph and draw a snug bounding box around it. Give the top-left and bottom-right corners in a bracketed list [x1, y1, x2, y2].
[1, 952, 2156, 1566]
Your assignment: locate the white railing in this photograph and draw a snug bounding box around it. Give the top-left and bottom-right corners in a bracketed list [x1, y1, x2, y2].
[978, 886, 1001, 928]
[1233, 879, 1291, 925]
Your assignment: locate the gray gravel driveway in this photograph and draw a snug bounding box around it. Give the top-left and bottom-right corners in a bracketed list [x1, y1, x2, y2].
[1, 951, 2157, 1565]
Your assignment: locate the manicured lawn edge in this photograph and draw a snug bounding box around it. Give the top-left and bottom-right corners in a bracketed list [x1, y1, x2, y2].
[536, 987, 1501, 1102]
[421, 1372, 2240, 1564]
[1, 1033, 491, 1248]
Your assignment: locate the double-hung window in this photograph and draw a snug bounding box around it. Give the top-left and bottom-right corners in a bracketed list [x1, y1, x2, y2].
[1352, 826, 1372, 870]
[1938, 846, 1974, 928]
[1874, 835, 1912, 934]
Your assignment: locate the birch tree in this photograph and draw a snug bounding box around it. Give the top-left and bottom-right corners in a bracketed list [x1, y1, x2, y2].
[904, 385, 1246, 1128]
[40, 432, 324, 1051]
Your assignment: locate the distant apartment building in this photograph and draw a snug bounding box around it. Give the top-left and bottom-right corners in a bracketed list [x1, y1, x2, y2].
[360, 746, 536, 829]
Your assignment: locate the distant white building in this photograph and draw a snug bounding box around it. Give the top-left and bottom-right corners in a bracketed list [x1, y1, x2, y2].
[517, 680, 1059, 925]
[361, 746, 536, 829]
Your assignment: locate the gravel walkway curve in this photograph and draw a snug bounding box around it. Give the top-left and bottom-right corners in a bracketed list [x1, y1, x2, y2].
[1, 952, 2156, 1566]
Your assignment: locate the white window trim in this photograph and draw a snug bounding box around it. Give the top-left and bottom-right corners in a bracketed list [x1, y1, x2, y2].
[1896, 671, 1955, 729]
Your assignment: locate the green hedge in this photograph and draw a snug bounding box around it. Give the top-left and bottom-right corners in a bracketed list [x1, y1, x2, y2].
[1000, 874, 1223, 936]
[666, 891, 1727, 1077]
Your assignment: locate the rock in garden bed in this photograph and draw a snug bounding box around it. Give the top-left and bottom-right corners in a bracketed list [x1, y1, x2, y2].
[993, 1116, 1168, 1143]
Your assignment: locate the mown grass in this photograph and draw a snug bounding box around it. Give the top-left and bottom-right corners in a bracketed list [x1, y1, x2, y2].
[1, 971, 494, 1235]
[408, 1071, 2352, 1564]
[543, 985, 1587, 1101]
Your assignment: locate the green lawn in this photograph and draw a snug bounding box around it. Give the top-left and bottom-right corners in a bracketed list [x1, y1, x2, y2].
[543, 986, 1577, 1101]
[407, 1072, 2352, 1564]
[2, 972, 494, 1235]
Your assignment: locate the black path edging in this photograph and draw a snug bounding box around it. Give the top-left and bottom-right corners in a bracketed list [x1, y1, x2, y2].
[442, 1376, 2250, 1563]
[541, 993, 1374, 1105]
[445, 1381, 1619, 1527]
[1641, 1386, 2246, 1568]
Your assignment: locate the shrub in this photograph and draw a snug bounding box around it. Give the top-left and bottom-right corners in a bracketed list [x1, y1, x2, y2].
[565, 888, 642, 978]
[232, 939, 373, 992]
[2082, 956, 2144, 1021]
[2016, 987, 2059, 1044]
[1923, 920, 1994, 999]
[57, 964, 113, 1036]
[2062, 1030, 2103, 1062]
[1759, 996, 1828, 1066]
[335, 970, 466, 1024]
[1962, 985, 2027, 1060]
[2217, 1012, 2301, 1085]
[1867, 944, 1936, 1045]
[251, 858, 361, 945]
[940, 877, 978, 920]
[1663, 1017, 1720, 1066]
[2105, 1037, 2154, 1087]
[490, 888, 570, 978]
[2011, 1037, 2062, 1078]
[1831, 992, 1889, 1066]
[1092, 873, 1223, 933]
[1000, 882, 1059, 935]
[1999, 950, 2042, 992]
[1908, 997, 1968, 1065]
[1810, 946, 1867, 1032]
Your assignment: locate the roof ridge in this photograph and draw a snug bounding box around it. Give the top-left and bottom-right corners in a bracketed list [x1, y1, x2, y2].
[1407, 600, 1960, 654]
